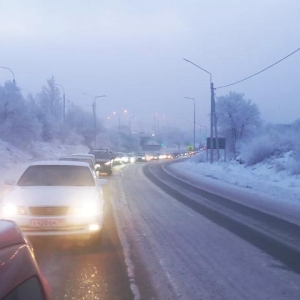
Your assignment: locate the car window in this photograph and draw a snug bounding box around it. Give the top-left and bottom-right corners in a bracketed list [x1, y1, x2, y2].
[3, 276, 45, 300]
[17, 165, 95, 186]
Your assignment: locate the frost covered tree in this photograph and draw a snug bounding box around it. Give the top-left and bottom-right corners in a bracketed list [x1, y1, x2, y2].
[36, 77, 64, 141]
[66, 104, 95, 146]
[216, 92, 261, 155]
[0, 82, 41, 147]
[38, 76, 62, 120]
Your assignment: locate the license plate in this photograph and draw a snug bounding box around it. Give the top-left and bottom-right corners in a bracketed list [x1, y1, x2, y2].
[30, 219, 66, 227]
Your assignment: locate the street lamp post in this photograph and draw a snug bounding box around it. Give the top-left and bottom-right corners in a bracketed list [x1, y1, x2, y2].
[183, 58, 219, 163]
[129, 116, 137, 134]
[0, 66, 15, 83]
[54, 83, 65, 122]
[93, 95, 106, 134]
[113, 110, 128, 131]
[83, 93, 106, 147]
[183, 97, 196, 151]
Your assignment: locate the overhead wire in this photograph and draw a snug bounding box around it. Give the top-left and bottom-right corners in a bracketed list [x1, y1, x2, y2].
[216, 47, 300, 90]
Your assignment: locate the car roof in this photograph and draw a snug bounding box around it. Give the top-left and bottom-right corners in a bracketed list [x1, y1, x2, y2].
[72, 153, 95, 157]
[60, 155, 93, 161]
[0, 220, 27, 250]
[29, 160, 91, 167]
[90, 149, 109, 152]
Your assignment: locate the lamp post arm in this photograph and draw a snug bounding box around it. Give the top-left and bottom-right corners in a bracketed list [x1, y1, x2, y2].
[183, 58, 212, 84]
[0, 66, 15, 82]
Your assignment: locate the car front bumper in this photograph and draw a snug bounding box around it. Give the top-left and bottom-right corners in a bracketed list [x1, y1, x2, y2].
[3, 214, 103, 237]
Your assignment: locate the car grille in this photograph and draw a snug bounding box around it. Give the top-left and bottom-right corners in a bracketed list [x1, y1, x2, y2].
[29, 206, 69, 216]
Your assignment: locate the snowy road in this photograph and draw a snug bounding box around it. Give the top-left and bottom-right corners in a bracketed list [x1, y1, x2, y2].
[29, 183, 133, 300]
[111, 162, 300, 300]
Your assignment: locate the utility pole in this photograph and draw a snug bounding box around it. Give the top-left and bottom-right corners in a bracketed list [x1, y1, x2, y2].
[183, 58, 217, 163]
[210, 83, 214, 163]
[193, 99, 196, 151]
[212, 89, 220, 162]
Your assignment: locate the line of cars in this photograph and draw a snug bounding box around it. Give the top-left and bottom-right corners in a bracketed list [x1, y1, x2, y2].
[0, 147, 198, 298]
[0, 148, 140, 298]
[0, 151, 109, 298]
[135, 151, 194, 162]
[0, 148, 189, 245]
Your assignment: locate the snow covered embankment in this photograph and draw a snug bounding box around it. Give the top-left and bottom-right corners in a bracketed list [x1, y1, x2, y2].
[169, 153, 300, 212]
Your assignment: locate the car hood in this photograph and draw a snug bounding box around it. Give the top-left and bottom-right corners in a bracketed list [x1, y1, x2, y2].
[2, 186, 102, 206]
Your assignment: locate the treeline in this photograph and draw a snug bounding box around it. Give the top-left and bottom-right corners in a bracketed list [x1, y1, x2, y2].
[215, 92, 300, 173]
[0, 77, 96, 148]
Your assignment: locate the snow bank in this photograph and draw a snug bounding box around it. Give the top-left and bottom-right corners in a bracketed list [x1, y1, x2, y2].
[170, 152, 300, 209]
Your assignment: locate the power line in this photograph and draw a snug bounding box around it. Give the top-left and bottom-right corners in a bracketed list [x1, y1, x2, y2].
[216, 47, 300, 90]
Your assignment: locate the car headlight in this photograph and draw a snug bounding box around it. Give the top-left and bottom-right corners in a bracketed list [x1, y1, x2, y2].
[105, 161, 111, 165]
[95, 164, 100, 169]
[2, 204, 26, 216]
[70, 203, 99, 216]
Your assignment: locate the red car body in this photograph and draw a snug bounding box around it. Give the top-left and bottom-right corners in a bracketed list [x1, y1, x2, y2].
[0, 220, 51, 299]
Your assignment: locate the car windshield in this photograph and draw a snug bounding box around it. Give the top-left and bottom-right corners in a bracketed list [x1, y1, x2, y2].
[17, 165, 95, 186]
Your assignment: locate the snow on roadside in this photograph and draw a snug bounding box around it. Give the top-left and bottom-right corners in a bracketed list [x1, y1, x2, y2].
[169, 152, 300, 208]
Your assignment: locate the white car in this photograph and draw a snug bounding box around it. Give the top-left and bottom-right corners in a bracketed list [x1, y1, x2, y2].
[0, 161, 105, 244]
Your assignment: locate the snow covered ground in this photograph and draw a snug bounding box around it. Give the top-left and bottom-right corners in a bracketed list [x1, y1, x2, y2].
[169, 152, 300, 212]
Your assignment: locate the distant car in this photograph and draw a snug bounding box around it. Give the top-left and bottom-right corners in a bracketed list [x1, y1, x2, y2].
[127, 153, 136, 163]
[89, 149, 113, 175]
[0, 219, 51, 299]
[71, 153, 96, 167]
[0, 161, 105, 244]
[113, 152, 126, 165]
[59, 155, 95, 171]
[136, 152, 146, 162]
[152, 153, 160, 160]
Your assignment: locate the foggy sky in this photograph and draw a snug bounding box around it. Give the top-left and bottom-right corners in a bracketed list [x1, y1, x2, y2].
[1, 0, 299, 132]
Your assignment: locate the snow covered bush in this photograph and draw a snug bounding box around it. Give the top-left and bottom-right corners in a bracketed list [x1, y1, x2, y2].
[239, 135, 277, 166]
[289, 145, 300, 175]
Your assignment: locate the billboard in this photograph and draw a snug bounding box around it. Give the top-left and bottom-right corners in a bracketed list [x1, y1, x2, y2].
[206, 138, 226, 149]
